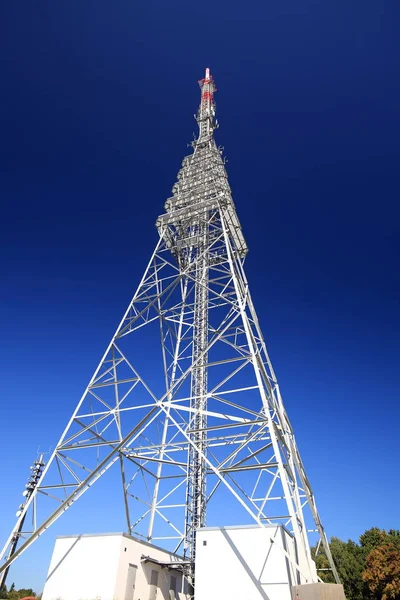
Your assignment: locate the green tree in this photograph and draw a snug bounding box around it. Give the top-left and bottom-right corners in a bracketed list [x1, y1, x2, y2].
[16, 589, 36, 598]
[312, 529, 400, 600]
[314, 537, 369, 600]
[0, 583, 37, 600]
[360, 528, 388, 554]
[360, 528, 400, 554]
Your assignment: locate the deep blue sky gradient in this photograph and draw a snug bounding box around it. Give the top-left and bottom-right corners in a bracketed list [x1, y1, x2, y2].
[0, 0, 399, 591]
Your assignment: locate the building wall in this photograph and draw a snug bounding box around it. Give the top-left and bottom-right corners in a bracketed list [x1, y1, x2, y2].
[114, 535, 187, 600]
[195, 525, 299, 600]
[42, 534, 122, 600]
[42, 526, 317, 600]
[42, 533, 189, 600]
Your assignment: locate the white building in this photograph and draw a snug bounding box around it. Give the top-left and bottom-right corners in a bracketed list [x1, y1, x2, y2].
[42, 525, 344, 600]
[195, 524, 301, 600]
[42, 532, 190, 600]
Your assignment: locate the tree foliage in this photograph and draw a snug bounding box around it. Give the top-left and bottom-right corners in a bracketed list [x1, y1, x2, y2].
[313, 528, 400, 600]
[0, 584, 36, 600]
[363, 541, 400, 600]
[314, 536, 368, 599]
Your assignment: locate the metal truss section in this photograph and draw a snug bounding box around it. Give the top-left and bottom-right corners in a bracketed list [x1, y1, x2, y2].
[0, 68, 339, 591]
[0, 455, 45, 589]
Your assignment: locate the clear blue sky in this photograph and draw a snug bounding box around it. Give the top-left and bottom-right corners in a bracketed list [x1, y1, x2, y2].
[0, 0, 399, 592]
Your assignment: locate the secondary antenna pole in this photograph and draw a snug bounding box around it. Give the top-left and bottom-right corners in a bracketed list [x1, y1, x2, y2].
[0, 455, 45, 589]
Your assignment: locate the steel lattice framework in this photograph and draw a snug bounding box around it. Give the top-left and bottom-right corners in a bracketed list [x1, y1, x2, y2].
[0, 68, 339, 590]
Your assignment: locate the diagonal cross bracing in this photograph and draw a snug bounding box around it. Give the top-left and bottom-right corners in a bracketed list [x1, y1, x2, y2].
[0, 68, 340, 592]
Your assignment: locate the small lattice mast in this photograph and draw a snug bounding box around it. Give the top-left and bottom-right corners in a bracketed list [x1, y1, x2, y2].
[0, 69, 339, 591]
[0, 455, 45, 589]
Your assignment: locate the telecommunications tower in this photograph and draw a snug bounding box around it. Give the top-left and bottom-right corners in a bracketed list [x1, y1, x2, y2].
[0, 69, 339, 588]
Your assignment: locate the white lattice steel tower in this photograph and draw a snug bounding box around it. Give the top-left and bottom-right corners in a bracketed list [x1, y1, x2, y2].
[0, 68, 339, 590]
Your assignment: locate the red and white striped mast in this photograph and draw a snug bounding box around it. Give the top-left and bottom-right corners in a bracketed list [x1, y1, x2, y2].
[197, 67, 217, 142]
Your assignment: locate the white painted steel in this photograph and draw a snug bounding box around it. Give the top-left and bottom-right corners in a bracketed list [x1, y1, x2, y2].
[0, 68, 339, 591]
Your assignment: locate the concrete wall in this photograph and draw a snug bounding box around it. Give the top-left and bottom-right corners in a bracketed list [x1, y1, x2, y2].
[42, 533, 189, 600]
[291, 583, 347, 600]
[195, 524, 300, 600]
